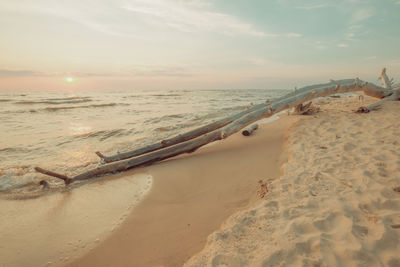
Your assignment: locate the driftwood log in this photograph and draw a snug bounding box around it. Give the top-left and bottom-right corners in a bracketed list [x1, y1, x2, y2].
[95, 103, 267, 163]
[365, 68, 399, 110]
[35, 68, 399, 185]
[242, 124, 258, 136]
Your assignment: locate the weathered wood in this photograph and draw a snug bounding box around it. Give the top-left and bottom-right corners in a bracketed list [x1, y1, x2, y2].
[96, 71, 393, 164]
[366, 88, 400, 111]
[35, 69, 398, 185]
[293, 101, 317, 115]
[242, 124, 258, 136]
[35, 167, 70, 184]
[378, 68, 392, 90]
[95, 151, 105, 159]
[365, 70, 399, 111]
[96, 103, 266, 163]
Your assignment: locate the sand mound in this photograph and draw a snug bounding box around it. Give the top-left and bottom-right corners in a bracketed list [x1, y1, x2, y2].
[185, 96, 400, 267]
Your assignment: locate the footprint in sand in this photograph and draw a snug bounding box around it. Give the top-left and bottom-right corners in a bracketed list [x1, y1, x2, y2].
[343, 142, 356, 151]
[211, 254, 247, 267]
[313, 212, 346, 233]
[388, 258, 400, 267]
[294, 236, 320, 255]
[261, 249, 292, 267]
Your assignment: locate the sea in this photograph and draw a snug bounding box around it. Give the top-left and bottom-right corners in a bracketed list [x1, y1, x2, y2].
[0, 88, 289, 196]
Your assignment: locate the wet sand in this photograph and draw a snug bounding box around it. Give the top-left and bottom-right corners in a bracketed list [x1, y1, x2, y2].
[0, 172, 152, 267]
[69, 115, 298, 267]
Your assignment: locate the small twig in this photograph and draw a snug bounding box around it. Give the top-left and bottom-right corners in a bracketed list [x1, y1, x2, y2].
[95, 151, 105, 159]
[320, 172, 352, 188]
[35, 167, 70, 185]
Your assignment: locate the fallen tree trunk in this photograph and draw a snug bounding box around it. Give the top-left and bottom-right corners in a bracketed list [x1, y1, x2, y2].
[35, 69, 398, 185]
[96, 102, 267, 163]
[95, 74, 393, 164]
[364, 68, 399, 111]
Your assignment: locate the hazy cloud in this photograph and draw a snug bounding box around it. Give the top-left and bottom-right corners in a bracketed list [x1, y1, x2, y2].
[122, 0, 301, 38]
[364, 56, 377, 60]
[71, 66, 192, 77]
[316, 45, 328, 50]
[0, 0, 302, 39]
[126, 65, 192, 77]
[247, 58, 268, 66]
[0, 69, 41, 77]
[350, 7, 375, 24]
[294, 4, 330, 10]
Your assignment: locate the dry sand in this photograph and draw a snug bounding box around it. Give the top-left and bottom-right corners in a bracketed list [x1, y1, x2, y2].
[185, 96, 400, 267]
[68, 115, 297, 267]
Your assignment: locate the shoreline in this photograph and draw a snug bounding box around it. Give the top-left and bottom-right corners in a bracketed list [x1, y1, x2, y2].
[0, 172, 153, 267]
[68, 114, 299, 267]
[2, 94, 398, 267]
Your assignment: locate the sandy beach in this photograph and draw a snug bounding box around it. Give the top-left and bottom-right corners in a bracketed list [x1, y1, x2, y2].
[2, 1, 400, 266]
[69, 114, 297, 267]
[1, 94, 399, 267]
[70, 94, 400, 267]
[185, 96, 400, 266]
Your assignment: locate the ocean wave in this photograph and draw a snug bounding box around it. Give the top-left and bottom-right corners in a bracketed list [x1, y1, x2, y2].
[220, 105, 250, 112]
[143, 113, 188, 125]
[14, 98, 92, 105]
[45, 96, 91, 101]
[44, 103, 127, 111]
[0, 99, 12, 102]
[149, 94, 182, 97]
[0, 165, 35, 192]
[154, 126, 178, 132]
[73, 128, 136, 141]
[0, 103, 128, 114]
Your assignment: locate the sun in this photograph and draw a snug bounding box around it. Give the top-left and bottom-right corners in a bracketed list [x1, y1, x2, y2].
[65, 77, 75, 83]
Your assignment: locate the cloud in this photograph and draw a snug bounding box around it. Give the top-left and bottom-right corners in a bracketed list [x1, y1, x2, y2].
[285, 32, 302, 37]
[364, 56, 377, 60]
[0, 66, 192, 78]
[0, 69, 41, 77]
[247, 58, 268, 66]
[122, 0, 301, 38]
[350, 7, 375, 24]
[294, 4, 330, 10]
[316, 45, 328, 50]
[126, 65, 192, 77]
[337, 43, 349, 48]
[0, 0, 132, 37]
[0, 0, 301, 39]
[73, 65, 192, 77]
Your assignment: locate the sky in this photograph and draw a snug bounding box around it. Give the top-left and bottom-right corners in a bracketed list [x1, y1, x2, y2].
[0, 0, 399, 91]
